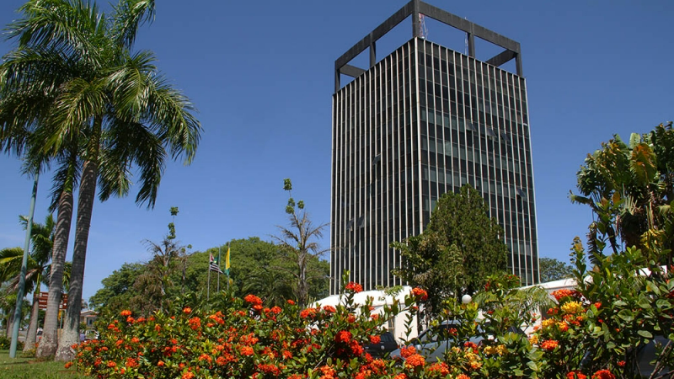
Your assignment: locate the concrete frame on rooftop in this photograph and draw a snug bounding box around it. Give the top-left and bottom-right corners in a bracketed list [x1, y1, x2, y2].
[334, 0, 523, 92]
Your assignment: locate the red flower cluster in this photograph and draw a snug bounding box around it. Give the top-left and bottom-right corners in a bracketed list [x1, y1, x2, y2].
[335, 330, 352, 344]
[411, 287, 428, 301]
[592, 370, 615, 379]
[244, 294, 263, 306]
[345, 282, 363, 293]
[541, 340, 559, 352]
[551, 289, 579, 301]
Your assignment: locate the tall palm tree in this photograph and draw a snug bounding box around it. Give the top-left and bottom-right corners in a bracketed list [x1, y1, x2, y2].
[2, 0, 201, 360]
[0, 4, 85, 358]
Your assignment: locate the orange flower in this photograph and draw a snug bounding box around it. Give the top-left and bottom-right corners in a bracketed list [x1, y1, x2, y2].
[456, 375, 470, 379]
[287, 299, 295, 305]
[188, 317, 201, 330]
[240, 346, 254, 356]
[593, 302, 601, 310]
[617, 360, 625, 367]
[120, 310, 132, 317]
[300, 308, 317, 319]
[404, 354, 425, 368]
[400, 345, 416, 358]
[183, 307, 192, 314]
[567, 371, 587, 379]
[182, 371, 195, 379]
[155, 324, 161, 332]
[107, 361, 116, 368]
[394, 374, 408, 379]
[244, 294, 263, 306]
[592, 370, 615, 379]
[345, 282, 363, 293]
[428, 362, 449, 375]
[157, 361, 165, 367]
[323, 305, 337, 313]
[551, 289, 579, 301]
[64, 362, 73, 369]
[541, 340, 559, 352]
[411, 287, 428, 301]
[335, 330, 352, 344]
[369, 335, 381, 344]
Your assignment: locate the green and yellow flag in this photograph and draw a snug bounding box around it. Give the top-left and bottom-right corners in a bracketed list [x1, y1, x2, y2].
[225, 247, 231, 275]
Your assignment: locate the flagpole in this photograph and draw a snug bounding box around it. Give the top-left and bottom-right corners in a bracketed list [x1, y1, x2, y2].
[207, 251, 211, 301]
[227, 243, 230, 292]
[217, 246, 221, 293]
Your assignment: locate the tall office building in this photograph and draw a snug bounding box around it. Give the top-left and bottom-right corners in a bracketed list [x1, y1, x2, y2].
[330, 0, 538, 294]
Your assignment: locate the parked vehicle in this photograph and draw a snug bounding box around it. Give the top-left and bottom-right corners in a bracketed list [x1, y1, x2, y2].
[364, 331, 399, 357]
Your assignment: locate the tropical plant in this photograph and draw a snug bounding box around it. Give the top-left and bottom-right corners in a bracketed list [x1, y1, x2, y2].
[0, 0, 201, 360]
[273, 178, 329, 307]
[0, 215, 56, 351]
[570, 122, 674, 265]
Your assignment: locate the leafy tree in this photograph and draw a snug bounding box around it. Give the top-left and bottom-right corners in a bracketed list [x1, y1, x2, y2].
[0, 0, 201, 360]
[538, 257, 573, 283]
[273, 179, 329, 307]
[570, 122, 674, 265]
[90, 236, 331, 316]
[392, 184, 508, 318]
[88, 263, 144, 318]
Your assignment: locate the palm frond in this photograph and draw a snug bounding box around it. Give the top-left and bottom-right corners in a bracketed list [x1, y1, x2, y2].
[111, 0, 155, 48]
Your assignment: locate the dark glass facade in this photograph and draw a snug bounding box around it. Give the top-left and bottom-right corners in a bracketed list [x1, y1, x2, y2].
[331, 38, 538, 294]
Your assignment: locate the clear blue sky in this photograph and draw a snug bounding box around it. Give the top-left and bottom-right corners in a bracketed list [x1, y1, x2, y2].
[1, 0, 673, 302]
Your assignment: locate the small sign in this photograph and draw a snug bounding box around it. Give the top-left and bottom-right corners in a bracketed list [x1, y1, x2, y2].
[37, 293, 68, 310]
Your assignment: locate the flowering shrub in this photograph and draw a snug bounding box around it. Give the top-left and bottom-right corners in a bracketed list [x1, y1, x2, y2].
[68, 239, 674, 379]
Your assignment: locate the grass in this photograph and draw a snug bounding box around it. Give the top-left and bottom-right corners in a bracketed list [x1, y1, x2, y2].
[0, 350, 88, 379]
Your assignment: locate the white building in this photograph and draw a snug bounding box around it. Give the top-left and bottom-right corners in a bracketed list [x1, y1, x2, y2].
[313, 286, 419, 342]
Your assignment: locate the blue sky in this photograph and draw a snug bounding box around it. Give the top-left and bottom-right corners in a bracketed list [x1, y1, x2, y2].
[0, 0, 673, 302]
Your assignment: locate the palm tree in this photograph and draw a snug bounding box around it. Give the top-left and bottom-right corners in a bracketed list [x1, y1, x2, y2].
[1, 0, 201, 360]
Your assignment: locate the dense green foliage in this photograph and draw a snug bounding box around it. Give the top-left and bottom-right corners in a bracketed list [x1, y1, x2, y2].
[571, 122, 674, 264]
[392, 184, 508, 317]
[538, 257, 573, 282]
[89, 237, 330, 318]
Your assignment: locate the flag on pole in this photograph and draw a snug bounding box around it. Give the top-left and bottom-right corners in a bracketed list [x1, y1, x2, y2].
[224, 247, 230, 275]
[209, 252, 224, 274]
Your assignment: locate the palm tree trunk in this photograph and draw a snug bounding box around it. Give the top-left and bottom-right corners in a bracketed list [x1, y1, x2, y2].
[55, 115, 101, 362]
[36, 190, 73, 358]
[23, 294, 40, 352]
[55, 159, 98, 361]
[5, 312, 13, 338]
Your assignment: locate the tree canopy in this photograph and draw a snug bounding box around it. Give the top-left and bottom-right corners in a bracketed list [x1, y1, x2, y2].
[392, 185, 508, 316]
[538, 257, 573, 283]
[89, 236, 330, 317]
